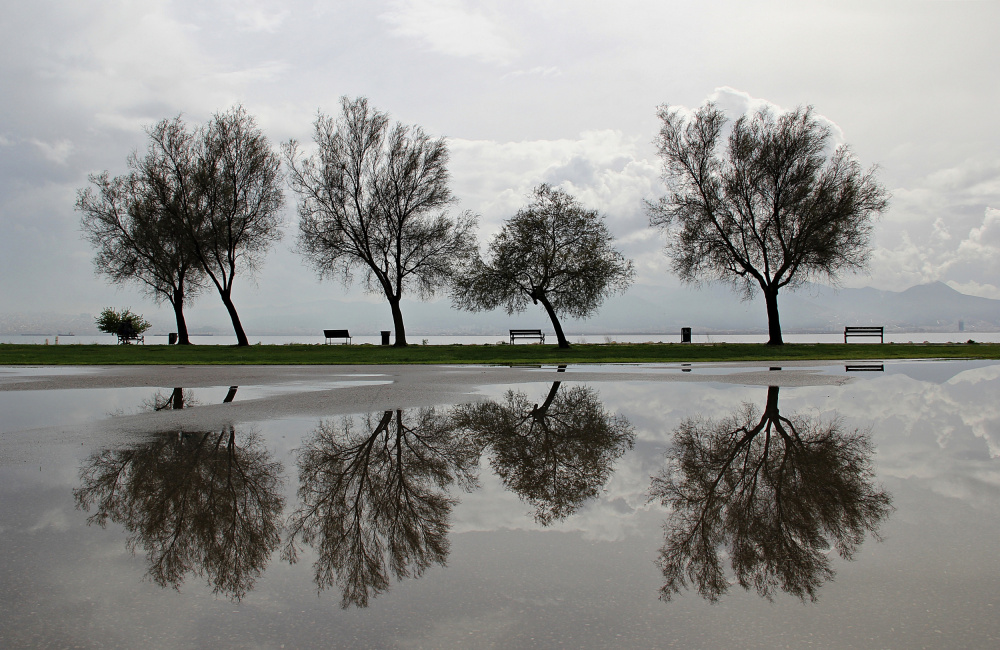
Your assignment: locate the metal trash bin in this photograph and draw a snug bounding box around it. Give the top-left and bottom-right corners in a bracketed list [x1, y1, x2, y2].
[681, 327, 692, 343]
[381, 330, 391, 346]
[168, 332, 177, 345]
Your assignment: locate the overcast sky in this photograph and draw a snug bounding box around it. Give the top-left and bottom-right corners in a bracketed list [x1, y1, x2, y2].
[2, 0, 999, 328]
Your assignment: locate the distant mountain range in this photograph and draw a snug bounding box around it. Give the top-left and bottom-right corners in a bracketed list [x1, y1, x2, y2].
[4, 282, 998, 336]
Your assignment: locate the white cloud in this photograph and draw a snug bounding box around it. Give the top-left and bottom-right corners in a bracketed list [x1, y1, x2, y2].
[30, 138, 74, 165]
[232, 5, 290, 33]
[946, 281, 1000, 300]
[449, 129, 660, 228]
[702, 87, 847, 148]
[381, 0, 518, 65]
[501, 66, 561, 79]
[958, 207, 1000, 254]
[853, 155, 1000, 294]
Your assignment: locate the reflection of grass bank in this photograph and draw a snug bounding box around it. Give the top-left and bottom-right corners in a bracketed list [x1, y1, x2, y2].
[1, 342, 999, 365]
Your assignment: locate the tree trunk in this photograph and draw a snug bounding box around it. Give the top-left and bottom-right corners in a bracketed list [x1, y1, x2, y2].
[531, 381, 562, 423]
[763, 287, 783, 346]
[171, 287, 192, 345]
[220, 290, 250, 347]
[388, 297, 407, 347]
[539, 381, 561, 412]
[763, 385, 780, 418]
[536, 292, 568, 348]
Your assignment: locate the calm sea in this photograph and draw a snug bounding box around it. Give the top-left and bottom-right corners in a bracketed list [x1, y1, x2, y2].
[3, 332, 998, 345]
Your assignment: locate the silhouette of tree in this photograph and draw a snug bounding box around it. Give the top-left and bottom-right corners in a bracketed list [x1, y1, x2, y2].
[285, 96, 478, 347]
[79, 108, 284, 346]
[649, 385, 893, 603]
[283, 408, 481, 608]
[647, 103, 889, 344]
[178, 107, 285, 346]
[453, 381, 635, 524]
[74, 425, 285, 601]
[452, 185, 634, 348]
[78, 156, 205, 344]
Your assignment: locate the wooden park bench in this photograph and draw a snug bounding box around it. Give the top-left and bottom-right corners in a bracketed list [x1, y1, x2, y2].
[324, 329, 352, 344]
[844, 326, 883, 343]
[510, 329, 545, 344]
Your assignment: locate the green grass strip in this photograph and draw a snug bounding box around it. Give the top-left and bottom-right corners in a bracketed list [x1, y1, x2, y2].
[1, 342, 998, 365]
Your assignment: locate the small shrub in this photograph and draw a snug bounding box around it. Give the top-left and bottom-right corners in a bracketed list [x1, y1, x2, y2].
[95, 307, 151, 338]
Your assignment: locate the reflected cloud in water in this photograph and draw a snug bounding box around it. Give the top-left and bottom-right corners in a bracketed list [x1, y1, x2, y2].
[649, 385, 893, 603]
[11, 361, 999, 645]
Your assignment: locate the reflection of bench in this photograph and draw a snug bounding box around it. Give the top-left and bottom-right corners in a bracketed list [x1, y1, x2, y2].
[324, 329, 351, 344]
[845, 364, 885, 372]
[844, 326, 883, 343]
[510, 329, 545, 344]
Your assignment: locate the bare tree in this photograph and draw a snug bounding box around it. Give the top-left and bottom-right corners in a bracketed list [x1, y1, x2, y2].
[78, 108, 284, 347]
[647, 103, 889, 345]
[77, 130, 206, 344]
[177, 107, 285, 347]
[452, 185, 634, 349]
[284, 96, 478, 347]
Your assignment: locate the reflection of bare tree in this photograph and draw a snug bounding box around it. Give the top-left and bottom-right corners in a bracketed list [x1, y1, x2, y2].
[453, 381, 635, 525]
[283, 408, 481, 608]
[650, 385, 893, 603]
[145, 387, 196, 411]
[73, 425, 284, 601]
[142, 386, 238, 411]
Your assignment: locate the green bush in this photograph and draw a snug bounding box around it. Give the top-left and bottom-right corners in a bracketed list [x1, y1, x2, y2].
[96, 307, 152, 338]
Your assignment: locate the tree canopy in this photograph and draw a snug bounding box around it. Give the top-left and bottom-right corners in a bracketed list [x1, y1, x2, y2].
[452, 184, 634, 348]
[78, 107, 284, 346]
[175, 107, 285, 346]
[77, 144, 206, 344]
[647, 103, 889, 345]
[285, 96, 478, 347]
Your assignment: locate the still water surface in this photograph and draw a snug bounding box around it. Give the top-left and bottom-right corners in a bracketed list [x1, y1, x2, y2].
[4, 331, 999, 345]
[2, 361, 999, 647]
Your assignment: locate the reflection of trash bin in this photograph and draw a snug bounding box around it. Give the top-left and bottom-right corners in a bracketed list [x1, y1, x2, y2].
[168, 332, 177, 345]
[681, 327, 692, 343]
[381, 330, 391, 346]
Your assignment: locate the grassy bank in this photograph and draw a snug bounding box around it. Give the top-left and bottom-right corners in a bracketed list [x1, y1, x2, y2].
[1, 342, 998, 365]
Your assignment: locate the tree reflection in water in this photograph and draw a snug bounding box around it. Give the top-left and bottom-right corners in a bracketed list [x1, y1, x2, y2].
[283, 408, 481, 608]
[73, 424, 284, 601]
[142, 385, 238, 411]
[453, 381, 635, 525]
[649, 385, 893, 603]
